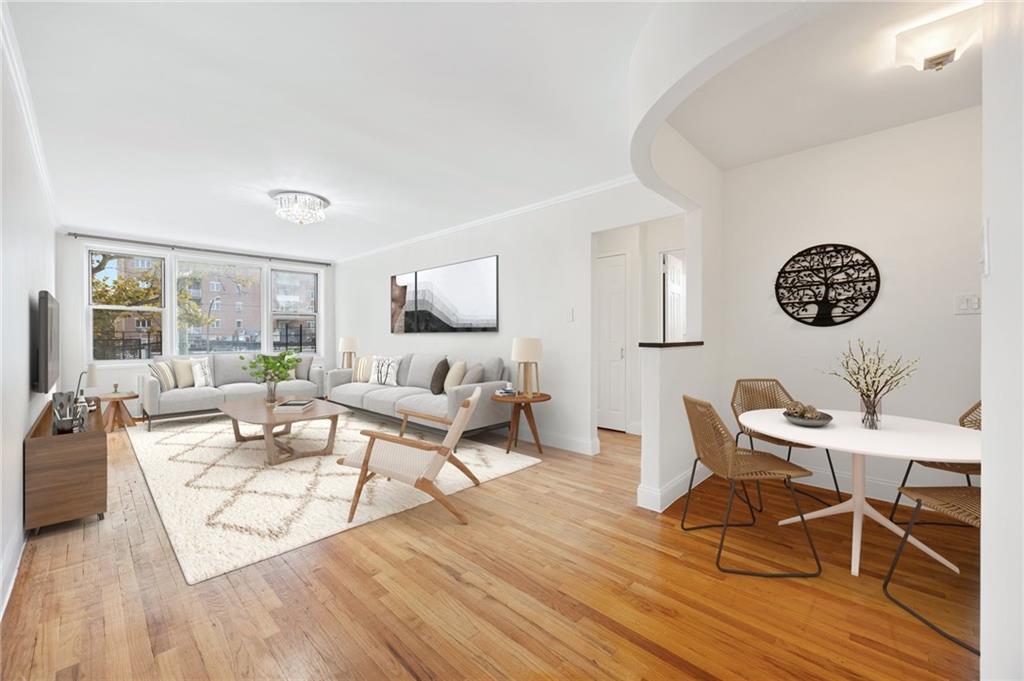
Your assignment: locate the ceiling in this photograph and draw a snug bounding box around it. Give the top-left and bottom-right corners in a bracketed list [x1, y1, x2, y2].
[8, 2, 656, 260]
[667, 2, 982, 170]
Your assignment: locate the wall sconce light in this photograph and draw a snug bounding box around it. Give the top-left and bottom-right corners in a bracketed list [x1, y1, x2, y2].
[895, 4, 982, 71]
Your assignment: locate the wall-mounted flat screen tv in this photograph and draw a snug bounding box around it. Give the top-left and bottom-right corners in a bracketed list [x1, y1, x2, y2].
[32, 290, 60, 392]
[390, 256, 498, 333]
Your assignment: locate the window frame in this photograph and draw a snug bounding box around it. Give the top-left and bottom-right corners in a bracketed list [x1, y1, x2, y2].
[270, 268, 321, 354]
[83, 242, 327, 365]
[86, 246, 167, 364]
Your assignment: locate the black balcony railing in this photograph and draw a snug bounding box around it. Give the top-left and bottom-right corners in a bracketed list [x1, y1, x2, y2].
[94, 332, 162, 360]
[273, 320, 316, 353]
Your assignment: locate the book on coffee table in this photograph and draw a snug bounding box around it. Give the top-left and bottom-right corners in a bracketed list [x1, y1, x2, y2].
[273, 399, 315, 413]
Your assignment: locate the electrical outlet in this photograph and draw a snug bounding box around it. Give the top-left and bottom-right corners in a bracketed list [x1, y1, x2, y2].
[955, 294, 981, 315]
[568, 306, 575, 322]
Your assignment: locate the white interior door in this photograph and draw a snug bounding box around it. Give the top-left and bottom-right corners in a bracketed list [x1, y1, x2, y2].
[663, 251, 686, 342]
[596, 254, 627, 431]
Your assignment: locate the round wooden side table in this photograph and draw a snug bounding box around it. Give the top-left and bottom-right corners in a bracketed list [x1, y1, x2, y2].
[491, 392, 551, 454]
[99, 392, 139, 433]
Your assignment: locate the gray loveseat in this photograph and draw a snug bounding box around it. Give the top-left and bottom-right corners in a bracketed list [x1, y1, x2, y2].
[138, 353, 324, 429]
[326, 353, 511, 434]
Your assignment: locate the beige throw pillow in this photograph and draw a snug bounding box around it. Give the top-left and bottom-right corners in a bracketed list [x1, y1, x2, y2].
[171, 358, 195, 388]
[354, 356, 372, 382]
[443, 361, 467, 393]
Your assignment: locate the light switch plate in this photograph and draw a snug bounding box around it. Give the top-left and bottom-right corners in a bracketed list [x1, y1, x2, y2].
[955, 294, 981, 315]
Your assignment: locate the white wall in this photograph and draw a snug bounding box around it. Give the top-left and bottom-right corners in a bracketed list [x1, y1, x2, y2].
[1, 33, 57, 613]
[980, 1, 1024, 675]
[335, 180, 678, 455]
[639, 215, 686, 341]
[721, 107, 982, 499]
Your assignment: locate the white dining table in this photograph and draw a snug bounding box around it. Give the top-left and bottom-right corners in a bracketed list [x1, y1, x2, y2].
[738, 408, 981, 577]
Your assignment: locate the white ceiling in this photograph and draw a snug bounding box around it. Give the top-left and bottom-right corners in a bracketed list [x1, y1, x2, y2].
[8, 2, 656, 260]
[667, 2, 982, 170]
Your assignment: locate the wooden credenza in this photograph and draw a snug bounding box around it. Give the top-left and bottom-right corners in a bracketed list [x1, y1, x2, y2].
[24, 397, 107, 531]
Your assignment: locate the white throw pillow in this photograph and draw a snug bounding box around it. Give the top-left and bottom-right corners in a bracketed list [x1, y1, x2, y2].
[368, 355, 400, 386]
[191, 357, 213, 388]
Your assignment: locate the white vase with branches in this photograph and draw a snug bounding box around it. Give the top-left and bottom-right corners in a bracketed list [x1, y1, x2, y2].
[827, 340, 918, 429]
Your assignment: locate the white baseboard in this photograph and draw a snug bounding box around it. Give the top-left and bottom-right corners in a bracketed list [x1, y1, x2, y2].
[1, 532, 26, 620]
[637, 464, 712, 512]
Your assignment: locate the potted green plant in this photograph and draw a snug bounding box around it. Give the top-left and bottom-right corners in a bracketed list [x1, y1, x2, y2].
[241, 351, 302, 403]
[827, 340, 918, 429]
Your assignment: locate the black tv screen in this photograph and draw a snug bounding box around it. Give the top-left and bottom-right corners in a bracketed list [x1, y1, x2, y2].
[32, 290, 59, 393]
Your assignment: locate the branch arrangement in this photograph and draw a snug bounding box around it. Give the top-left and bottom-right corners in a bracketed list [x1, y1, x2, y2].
[827, 340, 918, 405]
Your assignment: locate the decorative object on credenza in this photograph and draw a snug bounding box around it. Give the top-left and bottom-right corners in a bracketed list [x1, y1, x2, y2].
[390, 255, 498, 333]
[338, 337, 358, 369]
[827, 340, 918, 429]
[242, 350, 302, 403]
[52, 391, 85, 434]
[74, 362, 99, 412]
[783, 402, 833, 428]
[775, 244, 880, 327]
[511, 337, 543, 398]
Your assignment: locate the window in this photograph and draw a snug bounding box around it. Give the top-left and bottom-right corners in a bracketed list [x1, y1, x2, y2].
[90, 251, 164, 360]
[235, 319, 243, 329]
[176, 260, 261, 354]
[271, 270, 318, 352]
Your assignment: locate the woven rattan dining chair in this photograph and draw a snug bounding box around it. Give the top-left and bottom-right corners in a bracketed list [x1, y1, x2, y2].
[340, 387, 482, 525]
[887, 401, 981, 526]
[731, 379, 842, 507]
[681, 395, 821, 578]
[883, 486, 980, 655]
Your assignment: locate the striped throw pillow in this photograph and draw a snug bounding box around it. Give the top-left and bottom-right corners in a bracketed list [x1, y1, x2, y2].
[149, 362, 176, 391]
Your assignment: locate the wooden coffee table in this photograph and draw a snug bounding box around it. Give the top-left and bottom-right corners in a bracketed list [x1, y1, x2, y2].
[491, 392, 551, 454]
[219, 398, 345, 466]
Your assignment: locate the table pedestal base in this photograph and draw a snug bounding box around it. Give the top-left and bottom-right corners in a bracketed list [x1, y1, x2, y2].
[778, 453, 959, 576]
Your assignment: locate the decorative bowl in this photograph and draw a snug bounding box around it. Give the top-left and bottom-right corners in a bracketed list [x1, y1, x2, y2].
[784, 412, 833, 428]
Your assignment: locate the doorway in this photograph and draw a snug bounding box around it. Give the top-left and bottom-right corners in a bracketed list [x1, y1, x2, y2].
[661, 249, 686, 342]
[595, 253, 627, 431]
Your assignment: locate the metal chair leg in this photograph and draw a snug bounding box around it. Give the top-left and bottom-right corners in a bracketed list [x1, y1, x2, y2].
[882, 500, 979, 655]
[681, 461, 756, 531]
[888, 461, 914, 521]
[782, 445, 833, 507]
[714, 479, 821, 578]
[825, 449, 842, 503]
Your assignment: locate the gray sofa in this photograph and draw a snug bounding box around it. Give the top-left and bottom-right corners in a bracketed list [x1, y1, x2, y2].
[326, 353, 512, 434]
[138, 353, 324, 429]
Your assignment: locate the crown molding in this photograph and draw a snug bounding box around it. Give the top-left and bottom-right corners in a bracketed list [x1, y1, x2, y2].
[338, 173, 638, 262]
[2, 3, 58, 225]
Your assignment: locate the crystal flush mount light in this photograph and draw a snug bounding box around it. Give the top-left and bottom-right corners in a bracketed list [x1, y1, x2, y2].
[269, 190, 330, 225]
[894, 4, 982, 71]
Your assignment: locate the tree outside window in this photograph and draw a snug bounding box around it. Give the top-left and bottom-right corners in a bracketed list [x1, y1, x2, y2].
[90, 251, 164, 360]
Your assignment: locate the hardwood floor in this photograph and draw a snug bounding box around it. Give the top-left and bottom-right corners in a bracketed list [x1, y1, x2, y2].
[2, 427, 979, 680]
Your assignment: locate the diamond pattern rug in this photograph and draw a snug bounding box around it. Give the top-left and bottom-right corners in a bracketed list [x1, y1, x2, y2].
[127, 410, 540, 584]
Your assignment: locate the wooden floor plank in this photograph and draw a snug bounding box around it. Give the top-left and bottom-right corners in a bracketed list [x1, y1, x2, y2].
[1, 427, 979, 680]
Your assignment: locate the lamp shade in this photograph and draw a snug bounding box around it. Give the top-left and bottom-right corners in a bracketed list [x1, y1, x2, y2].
[510, 337, 543, 363]
[86, 362, 99, 388]
[338, 337, 358, 353]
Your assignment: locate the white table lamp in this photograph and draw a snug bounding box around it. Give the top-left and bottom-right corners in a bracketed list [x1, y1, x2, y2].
[338, 337, 358, 369]
[511, 337, 543, 397]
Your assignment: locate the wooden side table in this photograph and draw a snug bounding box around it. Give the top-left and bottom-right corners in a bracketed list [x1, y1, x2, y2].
[99, 392, 139, 433]
[491, 392, 551, 454]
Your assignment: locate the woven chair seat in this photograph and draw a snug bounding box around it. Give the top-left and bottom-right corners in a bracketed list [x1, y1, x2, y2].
[901, 486, 981, 528]
[915, 460, 981, 476]
[730, 449, 813, 481]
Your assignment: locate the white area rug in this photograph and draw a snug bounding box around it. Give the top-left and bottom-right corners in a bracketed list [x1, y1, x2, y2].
[127, 410, 539, 584]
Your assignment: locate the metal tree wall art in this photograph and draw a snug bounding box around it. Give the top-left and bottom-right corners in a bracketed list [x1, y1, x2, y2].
[775, 243, 880, 326]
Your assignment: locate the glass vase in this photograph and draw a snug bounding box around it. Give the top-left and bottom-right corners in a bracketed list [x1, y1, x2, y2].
[266, 381, 277, 404]
[861, 396, 880, 430]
